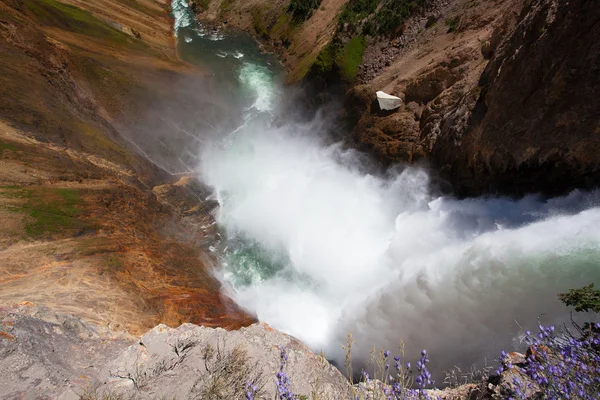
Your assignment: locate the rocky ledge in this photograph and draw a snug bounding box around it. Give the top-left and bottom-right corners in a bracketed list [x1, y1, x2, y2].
[1, 304, 549, 400]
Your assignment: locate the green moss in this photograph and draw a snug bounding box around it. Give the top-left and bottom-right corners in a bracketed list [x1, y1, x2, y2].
[287, 0, 322, 22]
[289, 51, 320, 82]
[22, 0, 144, 48]
[0, 139, 17, 153]
[2, 186, 91, 238]
[336, 36, 366, 82]
[313, 45, 335, 74]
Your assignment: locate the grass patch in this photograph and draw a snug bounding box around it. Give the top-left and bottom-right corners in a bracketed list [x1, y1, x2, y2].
[220, 0, 235, 13]
[22, 0, 144, 49]
[270, 12, 295, 43]
[2, 186, 91, 239]
[193, 342, 267, 399]
[0, 139, 17, 153]
[305, 37, 365, 82]
[251, 7, 269, 38]
[336, 36, 366, 81]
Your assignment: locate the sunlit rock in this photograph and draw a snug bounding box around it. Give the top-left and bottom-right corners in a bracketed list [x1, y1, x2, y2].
[376, 91, 402, 110]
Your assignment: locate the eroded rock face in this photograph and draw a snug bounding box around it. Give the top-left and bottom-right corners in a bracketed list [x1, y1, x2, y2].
[348, 0, 598, 197]
[347, 0, 520, 170]
[98, 323, 352, 399]
[0, 305, 351, 400]
[0, 304, 133, 400]
[434, 0, 600, 196]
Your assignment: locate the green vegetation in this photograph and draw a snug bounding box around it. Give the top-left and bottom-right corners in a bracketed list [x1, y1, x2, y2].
[313, 45, 335, 75]
[559, 283, 600, 313]
[251, 7, 269, 38]
[2, 186, 90, 239]
[337, 36, 367, 81]
[308, 36, 366, 82]
[22, 0, 142, 47]
[0, 139, 17, 153]
[445, 16, 461, 33]
[287, 0, 322, 22]
[339, 0, 379, 26]
[374, 0, 424, 36]
[220, 0, 235, 13]
[339, 0, 426, 37]
[195, 343, 267, 399]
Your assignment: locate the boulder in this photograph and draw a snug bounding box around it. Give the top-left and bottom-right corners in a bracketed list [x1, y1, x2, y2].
[376, 91, 402, 110]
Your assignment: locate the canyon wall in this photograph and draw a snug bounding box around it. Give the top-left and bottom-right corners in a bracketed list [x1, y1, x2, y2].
[0, 0, 253, 336]
[204, 0, 599, 197]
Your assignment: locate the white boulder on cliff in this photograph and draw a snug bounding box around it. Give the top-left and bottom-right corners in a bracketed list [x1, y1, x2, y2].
[376, 91, 402, 110]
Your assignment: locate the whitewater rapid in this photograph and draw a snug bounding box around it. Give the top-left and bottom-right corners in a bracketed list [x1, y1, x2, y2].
[197, 57, 600, 375]
[168, 2, 600, 374]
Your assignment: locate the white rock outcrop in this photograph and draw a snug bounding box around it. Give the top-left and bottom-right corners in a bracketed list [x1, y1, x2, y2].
[376, 91, 402, 110]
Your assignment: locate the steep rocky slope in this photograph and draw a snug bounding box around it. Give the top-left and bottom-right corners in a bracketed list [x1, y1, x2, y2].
[206, 0, 599, 197]
[433, 0, 600, 196]
[193, 0, 351, 82]
[0, 0, 253, 335]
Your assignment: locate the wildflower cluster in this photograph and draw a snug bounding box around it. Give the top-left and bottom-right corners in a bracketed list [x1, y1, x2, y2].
[245, 382, 259, 400]
[364, 348, 437, 400]
[276, 347, 295, 400]
[498, 323, 600, 399]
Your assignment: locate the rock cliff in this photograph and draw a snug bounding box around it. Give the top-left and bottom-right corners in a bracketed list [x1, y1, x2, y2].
[0, 0, 253, 336]
[433, 0, 600, 196]
[210, 0, 599, 197]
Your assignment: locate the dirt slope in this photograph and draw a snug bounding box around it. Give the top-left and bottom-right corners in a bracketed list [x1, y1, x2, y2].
[0, 0, 254, 335]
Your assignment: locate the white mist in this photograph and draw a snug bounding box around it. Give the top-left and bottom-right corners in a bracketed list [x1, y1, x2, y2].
[200, 118, 600, 373]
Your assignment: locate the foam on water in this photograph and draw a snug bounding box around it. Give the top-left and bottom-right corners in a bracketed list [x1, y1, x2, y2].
[238, 63, 277, 112]
[171, 0, 193, 36]
[201, 124, 600, 373]
[179, 3, 600, 375]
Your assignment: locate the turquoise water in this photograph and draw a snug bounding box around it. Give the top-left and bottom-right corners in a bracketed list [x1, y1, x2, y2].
[171, 0, 282, 108]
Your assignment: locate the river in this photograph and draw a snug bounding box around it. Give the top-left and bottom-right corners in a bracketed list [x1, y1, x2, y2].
[169, 0, 600, 377]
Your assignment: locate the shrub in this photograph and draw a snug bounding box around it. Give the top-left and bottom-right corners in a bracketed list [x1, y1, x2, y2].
[559, 283, 600, 313]
[339, 0, 380, 26]
[339, 0, 426, 37]
[288, 0, 322, 22]
[445, 16, 460, 33]
[194, 342, 267, 400]
[376, 0, 426, 36]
